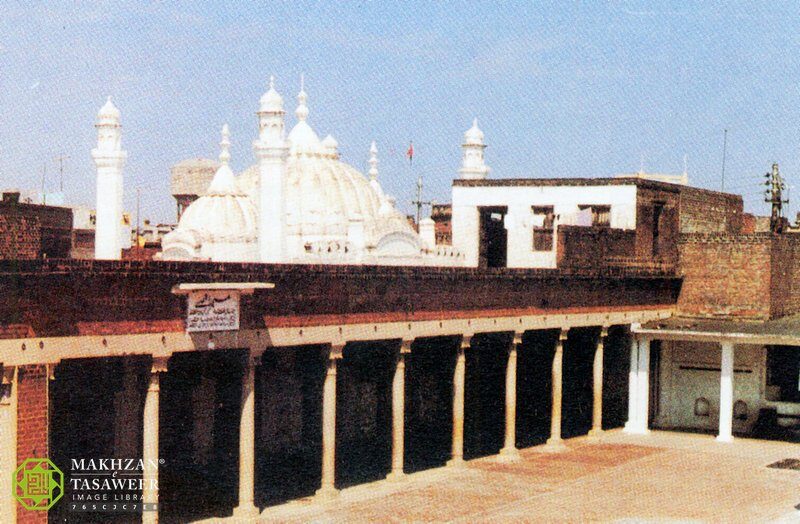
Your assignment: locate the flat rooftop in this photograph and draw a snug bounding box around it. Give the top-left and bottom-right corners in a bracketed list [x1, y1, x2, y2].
[636, 314, 800, 346]
[221, 430, 800, 523]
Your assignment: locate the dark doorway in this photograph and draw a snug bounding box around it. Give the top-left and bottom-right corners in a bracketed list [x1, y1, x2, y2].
[464, 333, 509, 460]
[405, 336, 458, 473]
[652, 202, 665, 257]
[602, 326, 631, 430]
[255, 346, 325, 508]
[479, 206, 508, 268]
[517, 330, 557, 448]
[50, 356, 148, 524]
[159, 350, 244, 522]
[562, 328, 595, 439]
[335, 341, 394, 489]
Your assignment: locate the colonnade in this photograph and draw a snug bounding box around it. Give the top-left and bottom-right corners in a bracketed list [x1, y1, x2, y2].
[0, 325, 615, 522]
[624, 337, 737, 442]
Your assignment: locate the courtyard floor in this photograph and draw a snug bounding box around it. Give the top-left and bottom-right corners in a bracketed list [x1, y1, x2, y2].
[209, 430, 800, 523]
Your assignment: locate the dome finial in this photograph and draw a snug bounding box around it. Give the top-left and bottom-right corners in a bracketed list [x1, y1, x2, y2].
[368, 141, 379, 181]
[219, 124, 231, 165]
[269, 75, 275, 90]
[296, 74, 309, 122]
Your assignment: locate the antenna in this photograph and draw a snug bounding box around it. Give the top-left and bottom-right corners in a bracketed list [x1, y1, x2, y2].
[54, 154, 70, 193]
[721, 129, 728, 191]
[411, 175, 433, 230]
[40, 162, 47, 205]
[136, 187, 141, 248]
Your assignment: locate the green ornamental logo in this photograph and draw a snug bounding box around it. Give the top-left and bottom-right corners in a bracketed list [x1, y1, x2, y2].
[13, 458, 64, 511]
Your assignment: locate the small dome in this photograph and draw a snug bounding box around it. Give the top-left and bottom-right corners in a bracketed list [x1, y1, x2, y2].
[97, 96, 120, 125]
[259, 76, 284, 113]
[322, 134, 339, 158]
[165, 126, 258, 247]
[464, 118, 484, 145]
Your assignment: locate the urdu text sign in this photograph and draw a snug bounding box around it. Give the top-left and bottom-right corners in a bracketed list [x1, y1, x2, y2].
[186, 290, 240, 332]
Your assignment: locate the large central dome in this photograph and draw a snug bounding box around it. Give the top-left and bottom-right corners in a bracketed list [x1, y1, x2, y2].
[160, 78, 428, 264]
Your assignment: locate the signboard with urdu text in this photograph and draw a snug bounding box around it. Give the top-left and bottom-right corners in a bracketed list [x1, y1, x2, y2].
[186, 290, 240, 332]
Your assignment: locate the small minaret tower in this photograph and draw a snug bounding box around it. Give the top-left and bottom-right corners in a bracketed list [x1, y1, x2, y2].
[368, 140, 384, 195]
[254, 76, 289, 263]
[92, 97, 127, 259]
[458, 118, 490, 180]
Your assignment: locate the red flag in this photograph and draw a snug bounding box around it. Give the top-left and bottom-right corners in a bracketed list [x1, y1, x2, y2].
[406, 141, 414, 164]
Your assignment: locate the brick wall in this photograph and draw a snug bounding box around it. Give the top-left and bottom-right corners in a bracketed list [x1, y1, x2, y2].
[770, 234, 800, 318]
[556, 226, 637, 267]
[678, 232, 800, 320]
[0, 259, 680, 339]
[0, 212, 41, 259]
[16, 365, 49, 524]
[635, 186, 680, 262]
[0, 200, 72, 260]
[678, 186, 743, 234]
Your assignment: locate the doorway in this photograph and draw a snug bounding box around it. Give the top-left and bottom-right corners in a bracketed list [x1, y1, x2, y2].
[478, 206, 508, 268]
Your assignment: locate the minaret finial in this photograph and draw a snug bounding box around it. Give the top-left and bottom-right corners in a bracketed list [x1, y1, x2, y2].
[269, 75, 275, 89]
[219, 124, 231, 165]
[368, 141, 379, 181]
[296, 75, 309, 122]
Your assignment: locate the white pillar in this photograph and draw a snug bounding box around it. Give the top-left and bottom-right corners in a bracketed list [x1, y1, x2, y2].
[388, 340, 411, 480]
[143, 358, 167, 524]
[447, 335, 470, 466]
[632, 338, 651, 434]
[544, 329, 568, 452]
[0, 367, 18, 524]
[716, 342, 735, 443]
[588, 327, 608, 438]
[623, 335, 640, 433]
[499, 332, 522, 460]
[316, 345, 342, 499]
[234, 352, 260, 517]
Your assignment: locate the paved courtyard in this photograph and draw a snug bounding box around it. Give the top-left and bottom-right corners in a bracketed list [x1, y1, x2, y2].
[211, 430, 800, 523]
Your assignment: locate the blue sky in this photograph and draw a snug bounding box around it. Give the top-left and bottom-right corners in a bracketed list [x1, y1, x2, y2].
[2, 1, 800, 223]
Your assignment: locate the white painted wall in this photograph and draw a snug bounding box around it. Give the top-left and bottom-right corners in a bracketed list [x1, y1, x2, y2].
[655, 341, 765, 434]
[451, 184, 638, 268]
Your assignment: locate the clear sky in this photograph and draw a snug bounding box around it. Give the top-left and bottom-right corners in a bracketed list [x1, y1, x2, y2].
[2, 2, 799, 223]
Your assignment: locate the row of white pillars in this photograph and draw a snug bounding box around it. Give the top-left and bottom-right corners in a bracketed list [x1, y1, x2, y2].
[4, 326, 615, 522]
[624, 336, 737, 442]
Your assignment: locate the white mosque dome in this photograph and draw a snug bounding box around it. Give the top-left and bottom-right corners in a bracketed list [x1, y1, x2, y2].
[237, 152, 416, 243]
[160, 79, 441, 264]
[161, 125, 258, 261]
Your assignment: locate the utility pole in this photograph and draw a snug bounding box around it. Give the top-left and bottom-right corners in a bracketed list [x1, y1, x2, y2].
[54, 154, 70, 193]
[721, 129, 728, 191]
[411, 175, 432, 231]
[764, 163, 788, 233]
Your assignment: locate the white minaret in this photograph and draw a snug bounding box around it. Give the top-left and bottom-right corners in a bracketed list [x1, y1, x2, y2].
[92, 97, 127, 259]
[254, 76, 289, 263]
[458, 118, 490, 180]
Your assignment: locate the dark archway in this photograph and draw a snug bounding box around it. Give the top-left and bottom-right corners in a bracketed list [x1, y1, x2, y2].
[405, 336, 458, 473]
[603, 326, 631, 430]
[464, 332, 509, 460]
[159, 350, 244, 522]
[562, 327, 596, 439]
[49, 356, 148, 524]
[255, 345, 325, 507]
[517, 329, 557, 448]
[335, 341, 394, 489]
